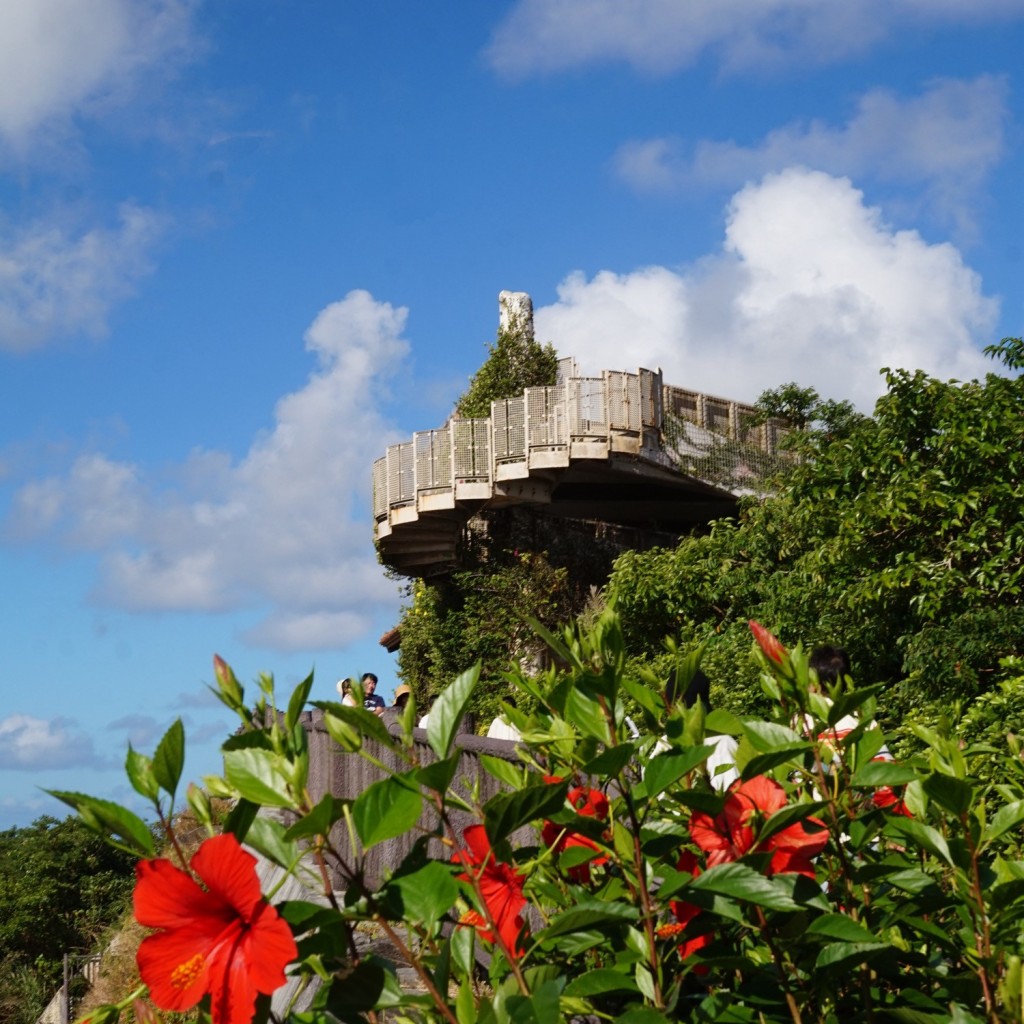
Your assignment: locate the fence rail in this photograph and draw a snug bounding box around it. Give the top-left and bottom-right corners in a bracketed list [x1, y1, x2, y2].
[373, 364, 788, 532]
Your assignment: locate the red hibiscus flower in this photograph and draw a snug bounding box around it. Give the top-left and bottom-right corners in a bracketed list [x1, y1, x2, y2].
[749, 620, 787, 666]
[659, 850, 712, 970]
[541, 777, 609, 882]
[133, 833, 298, 1024]
[873, 786, 912, 817]
[453, 825, 528, 958]
[690, 776, 827, 878]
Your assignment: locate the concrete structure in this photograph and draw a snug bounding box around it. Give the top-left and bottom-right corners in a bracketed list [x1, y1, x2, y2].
[374, 354, 788, 577]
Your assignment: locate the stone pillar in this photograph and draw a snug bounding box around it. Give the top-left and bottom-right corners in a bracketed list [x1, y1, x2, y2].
[498, 290, 534, 340]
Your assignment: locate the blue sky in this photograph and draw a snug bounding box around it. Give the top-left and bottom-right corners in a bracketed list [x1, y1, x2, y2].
[1, 0, 1021, 827]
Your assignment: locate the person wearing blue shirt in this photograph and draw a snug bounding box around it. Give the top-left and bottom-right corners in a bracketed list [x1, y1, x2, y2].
[360, 672, 386, 715]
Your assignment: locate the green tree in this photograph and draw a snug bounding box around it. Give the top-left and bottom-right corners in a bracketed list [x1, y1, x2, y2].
[455, 313, 559, 418]
[754, 380, 870, 442]
[611, 338, 1024, 730]
[0, 815, 137, 1012]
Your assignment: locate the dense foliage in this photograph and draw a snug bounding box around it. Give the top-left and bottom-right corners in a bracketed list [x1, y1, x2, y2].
[611, 338, 1024, 732]
[397, 548, 573, 725]
[0, 815, 136, 1024]
[455, 314, 559, 419]
[65, 616, 1024, 1023]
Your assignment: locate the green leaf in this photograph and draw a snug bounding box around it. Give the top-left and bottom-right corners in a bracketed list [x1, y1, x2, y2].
[923, 772, 972, 816]
[125, 746, 159, 802]
[537, 899, 639, 940]
[427, 663, 481, 759]
[485, 779, 568, 847]
[283, 792, 346, 841]
[888, 819, 954, 866]
[352, 775, 423, 850]
[222, 797, 259, 840]
[828, 684, 886, 725]
[705, 708, 744, 735]
[615, 1009, 671, 1024]
[244, 813, 302, 870]
[416, 753, 463, 793]
[152, 718, 185, 798]
[381, 860, 458, 925]
[686, 862, 803, 911]
[46, 790, 155, 857]
[506, 980, 563, 1024]
[564, 968, 639, 997]
[850, 761, 918, 787]
[641, 746, 716, 799]
[315, 702, 395, 747]
[583, 743, 636, 778]
[805, 913, 878, 943]
[285, 670, 314, 733]
[814, 940, 894, 970]
[223, 747, 294, 808]
[525, 614, 582, 670]
[564, 685, 612, 742]
[479, 754, 526, 790]
[741, 720, 803, 752]
[323, 962, 388, 1015]
[756, 801, 829, 846]
[984, 799, 1024, 845]
[456, 979, 476, 1024]
[743, 745, 812, 777]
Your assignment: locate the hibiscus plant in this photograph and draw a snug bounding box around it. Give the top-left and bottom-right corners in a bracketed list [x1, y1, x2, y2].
[55, 609, 1024, 1024]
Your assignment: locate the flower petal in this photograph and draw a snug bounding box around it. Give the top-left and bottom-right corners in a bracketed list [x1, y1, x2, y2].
[191, 833, 265, 921]
[134, 857, 233, 931]
[137, 927, 217, 1012]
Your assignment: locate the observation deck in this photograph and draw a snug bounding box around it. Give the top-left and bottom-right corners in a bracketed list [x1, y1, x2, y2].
[373, 357, 788, 577]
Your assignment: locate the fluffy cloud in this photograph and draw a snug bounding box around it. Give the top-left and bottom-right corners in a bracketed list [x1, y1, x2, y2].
[6, 290, 409, 651]
[536, 169, 997, 411]
[614, 77, 1008, 236]
[486, 0, 1024, 78]
[0, 0, 197, 159]
[0, 204, 165, 352]
[0, 714, 99, 771]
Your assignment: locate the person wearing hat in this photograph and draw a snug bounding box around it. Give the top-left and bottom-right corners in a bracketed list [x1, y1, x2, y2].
[392, 684, 411, 711]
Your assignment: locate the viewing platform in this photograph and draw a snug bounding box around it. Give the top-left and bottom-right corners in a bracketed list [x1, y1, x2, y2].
[373, 355, 788, 577]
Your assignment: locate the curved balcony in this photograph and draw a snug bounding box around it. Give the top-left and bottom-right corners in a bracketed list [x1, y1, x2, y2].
[374, 359, 787, 577]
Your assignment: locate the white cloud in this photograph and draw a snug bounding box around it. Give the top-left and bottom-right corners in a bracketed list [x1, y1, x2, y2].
[536, 169, 997, 411]
[0, 0, 198, 160]
[486, 0, 1024, 78]
[0, 204, 165, 352]
[6, 290, 410, 651]
[613, 77, 1008, 236]
[0, 714, 99, 771]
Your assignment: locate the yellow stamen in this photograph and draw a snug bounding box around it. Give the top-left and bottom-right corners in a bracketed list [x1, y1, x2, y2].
[170, 952, 205, 990]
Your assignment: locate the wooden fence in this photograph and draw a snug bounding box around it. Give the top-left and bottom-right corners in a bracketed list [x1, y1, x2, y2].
[300, 710, 527, 889]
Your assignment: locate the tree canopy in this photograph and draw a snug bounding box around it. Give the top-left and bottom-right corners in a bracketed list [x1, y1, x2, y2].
[455, 313, 559, 418]
[611, 338, 1024, 730]
[0, 815, 137, 1022]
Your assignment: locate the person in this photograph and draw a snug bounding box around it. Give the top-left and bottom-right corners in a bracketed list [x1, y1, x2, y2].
[806, 645, 891, 760]
[486, 696, 521, 741]
[336, 678, 358, 707]
[653, 669, 738, 791]
[360, 672, 386, 715]
[809, 646, 851, 687]
[392, 684, 411, 711]
[685, 669, 738, 791]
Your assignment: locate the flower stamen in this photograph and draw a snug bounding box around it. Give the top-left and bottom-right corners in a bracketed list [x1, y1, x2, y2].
[170, 952, 205, 990]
